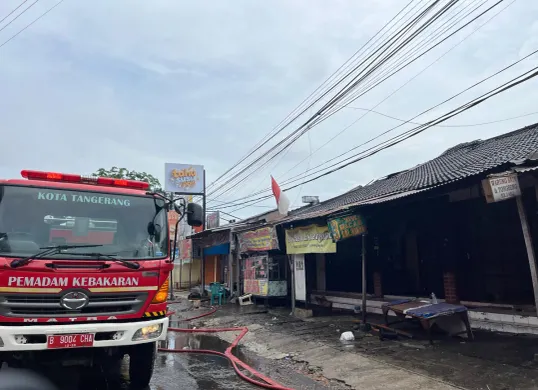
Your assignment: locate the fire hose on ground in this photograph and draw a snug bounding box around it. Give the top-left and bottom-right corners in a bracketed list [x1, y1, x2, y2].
[160, 306, 294, 390]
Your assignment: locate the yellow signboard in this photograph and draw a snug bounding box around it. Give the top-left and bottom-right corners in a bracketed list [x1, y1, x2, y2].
[285, 224, 337, 254]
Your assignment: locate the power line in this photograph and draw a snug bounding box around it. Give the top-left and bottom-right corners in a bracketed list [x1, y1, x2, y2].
[207, 0, 466, 201]
[228, 63, 538, 213]
[0, 0, 65, 49]
[208, 0, 504, 201]
[205, 210, 241, 220]
[283, 43, 538, 187]
[0, 0, 30, 25]
[0, 0, 40, 34]
[281, 64, 538, 190]
[202, 0, 420, 195]
[220, 0, 485, 206]
[206, 0, 443, 200]
[209, 0, 509, 205]
[221, 46, 538, 211]
[216, 0, 515, 207]
[342, 106, 538, 127]
[255, 0, 488, 191]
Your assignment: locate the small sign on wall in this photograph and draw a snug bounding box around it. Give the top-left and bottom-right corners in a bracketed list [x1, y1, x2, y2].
[482, 173, 521, 203]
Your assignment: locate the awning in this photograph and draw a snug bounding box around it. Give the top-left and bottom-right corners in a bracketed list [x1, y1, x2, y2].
[204, 243, 230, 256]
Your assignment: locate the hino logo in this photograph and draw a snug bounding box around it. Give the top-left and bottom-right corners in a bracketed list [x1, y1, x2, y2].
[60, 291, 89, 310]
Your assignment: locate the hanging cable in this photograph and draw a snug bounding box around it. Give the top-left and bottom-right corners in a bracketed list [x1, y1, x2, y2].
[219, 46, 538, 211]
[221, 0, 487, 204]
[201, 0, 421, 195]
[214, 0, 515, 207]
[207, 0, 459, 201]
[225, 65, 538, 213]
[0, 0, 40, 34]
[0, 0, 65, 49]
[208, 0, 506, 204]
[0, 0, 29, 26]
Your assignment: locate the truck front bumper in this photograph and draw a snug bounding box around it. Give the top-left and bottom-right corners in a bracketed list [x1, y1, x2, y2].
[0, 317, 169, 351]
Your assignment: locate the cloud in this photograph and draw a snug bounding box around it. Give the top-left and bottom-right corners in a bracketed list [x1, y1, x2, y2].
[0, 0, 537, 218]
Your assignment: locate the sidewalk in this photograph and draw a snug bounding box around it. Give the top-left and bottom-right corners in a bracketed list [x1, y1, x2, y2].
[183, 301, 538, 390]
[172, 289, 191, 300]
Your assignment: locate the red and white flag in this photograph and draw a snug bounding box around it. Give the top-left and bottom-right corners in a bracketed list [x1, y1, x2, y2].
[271, 176, 290, 216]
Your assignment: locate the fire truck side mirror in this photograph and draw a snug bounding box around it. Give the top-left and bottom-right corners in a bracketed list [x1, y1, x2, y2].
[187, 203, 203, 227]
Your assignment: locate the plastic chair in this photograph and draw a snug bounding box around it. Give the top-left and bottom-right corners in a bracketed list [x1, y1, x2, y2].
[210, 283, 226, 306]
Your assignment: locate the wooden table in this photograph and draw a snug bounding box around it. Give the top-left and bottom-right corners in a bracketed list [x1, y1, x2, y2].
[382, 299, 474, 344]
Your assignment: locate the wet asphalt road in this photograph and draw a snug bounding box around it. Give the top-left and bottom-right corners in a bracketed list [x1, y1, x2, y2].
[32, 320, 263, 390]
[3, 304, 300, 390]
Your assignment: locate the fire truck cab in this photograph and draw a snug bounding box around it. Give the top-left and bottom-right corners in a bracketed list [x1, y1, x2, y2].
[0, 170, 202, 388]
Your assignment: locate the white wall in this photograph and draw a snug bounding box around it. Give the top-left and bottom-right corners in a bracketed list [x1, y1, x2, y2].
[294, 254, 306, 301]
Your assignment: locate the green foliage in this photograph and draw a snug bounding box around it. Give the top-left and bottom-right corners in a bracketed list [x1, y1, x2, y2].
[94, 167, 162, 190]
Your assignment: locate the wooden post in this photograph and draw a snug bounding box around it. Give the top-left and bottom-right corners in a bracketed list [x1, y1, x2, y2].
[289, 255, 296, 316]
[516, 195, 538, 316]
[235, 239, 241, 296]
[362, 233, 367, 323]
[228, 231, 233, 294]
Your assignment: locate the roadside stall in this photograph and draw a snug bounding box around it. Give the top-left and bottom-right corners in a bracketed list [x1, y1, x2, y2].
[238, 225, 288, 299]
[285, 224, 336, 308]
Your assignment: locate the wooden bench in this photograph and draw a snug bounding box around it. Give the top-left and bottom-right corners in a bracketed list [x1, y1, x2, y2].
[382, 299, 474, 345]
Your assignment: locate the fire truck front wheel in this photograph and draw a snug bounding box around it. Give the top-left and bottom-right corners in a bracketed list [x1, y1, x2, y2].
[129, 342, 157, 389]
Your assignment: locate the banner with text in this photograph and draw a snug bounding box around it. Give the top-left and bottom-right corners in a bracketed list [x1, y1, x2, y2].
[327, 214, 367, 242]
[482, 173, 521, 203]
[237, 226, 279, 253]
[285, 224, 336, 254]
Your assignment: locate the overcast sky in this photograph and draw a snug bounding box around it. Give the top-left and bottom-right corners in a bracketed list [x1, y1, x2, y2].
[1, 0, 538, 220]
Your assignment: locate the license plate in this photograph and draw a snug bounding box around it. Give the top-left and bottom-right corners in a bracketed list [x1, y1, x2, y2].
[47, 333, 95, 349]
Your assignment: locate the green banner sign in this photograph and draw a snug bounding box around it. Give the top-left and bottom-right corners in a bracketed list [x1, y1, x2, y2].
[327, 214, 366, 242]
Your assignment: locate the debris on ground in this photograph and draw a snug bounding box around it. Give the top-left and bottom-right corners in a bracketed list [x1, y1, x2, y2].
[340, 331, 355, 341]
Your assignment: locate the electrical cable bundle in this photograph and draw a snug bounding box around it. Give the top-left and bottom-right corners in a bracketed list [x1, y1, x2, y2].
[211, 45, 538, 212]
[204, 0, 510, 210]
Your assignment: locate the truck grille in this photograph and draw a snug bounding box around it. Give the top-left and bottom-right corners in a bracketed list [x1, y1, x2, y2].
[0, 292, 148, 317]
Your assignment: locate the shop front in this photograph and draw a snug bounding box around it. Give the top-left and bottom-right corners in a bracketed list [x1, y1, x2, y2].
[190, 228, 232, 294]
[204, 242, 230, 286]
[237, 225, 288, 298]
[285, 223, 336, 304]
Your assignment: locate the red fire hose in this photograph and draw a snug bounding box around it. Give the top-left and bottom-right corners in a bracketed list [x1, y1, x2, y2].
[161, 306, 293, 390]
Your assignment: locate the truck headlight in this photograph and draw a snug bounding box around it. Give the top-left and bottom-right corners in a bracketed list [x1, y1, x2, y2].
[132, 324, 163, 341]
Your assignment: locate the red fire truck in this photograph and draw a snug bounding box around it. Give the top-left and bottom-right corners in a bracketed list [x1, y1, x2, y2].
[0, 170, 202, 388]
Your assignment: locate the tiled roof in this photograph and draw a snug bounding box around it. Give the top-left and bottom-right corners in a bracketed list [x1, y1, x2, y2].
[290, 123, 538, 220]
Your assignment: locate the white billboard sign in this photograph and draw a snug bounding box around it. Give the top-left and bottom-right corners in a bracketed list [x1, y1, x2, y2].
[206, 211, 220, 229]
[164, 163, 204, 194]
[489, 174, 521, 203]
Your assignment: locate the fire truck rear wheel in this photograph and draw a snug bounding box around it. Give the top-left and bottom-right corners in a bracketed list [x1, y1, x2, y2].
[129, 342, 156, 389]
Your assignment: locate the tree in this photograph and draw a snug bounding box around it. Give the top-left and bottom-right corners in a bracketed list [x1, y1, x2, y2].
[94, 167, 162, 190]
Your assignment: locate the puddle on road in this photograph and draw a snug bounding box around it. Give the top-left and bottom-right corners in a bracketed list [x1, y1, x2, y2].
[164, 316, 262, 367]
[17, 310, 269, 390]
[152, 314, 263, 389]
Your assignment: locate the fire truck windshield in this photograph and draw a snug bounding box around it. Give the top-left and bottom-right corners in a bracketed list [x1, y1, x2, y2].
[0, 185, 168, 260]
